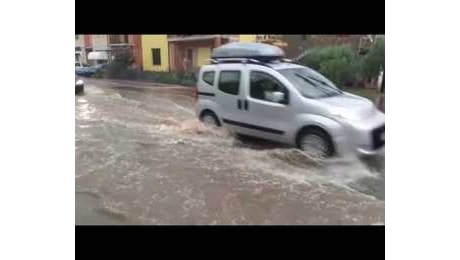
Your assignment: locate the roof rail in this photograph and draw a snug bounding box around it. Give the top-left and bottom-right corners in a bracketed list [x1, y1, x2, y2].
[207, 57, 302, 69]
[208, 58, 273, 68]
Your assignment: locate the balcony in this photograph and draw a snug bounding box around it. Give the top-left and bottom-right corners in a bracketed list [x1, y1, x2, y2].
[256, 35, 288, 47]
[108, 35, 131, 46]
[168, 35, 217, 42]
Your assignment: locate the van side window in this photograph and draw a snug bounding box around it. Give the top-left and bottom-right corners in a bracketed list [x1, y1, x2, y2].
[218, 71, 240, 95]
[250, 71, 289, 104]
[202, 71, 215, 86]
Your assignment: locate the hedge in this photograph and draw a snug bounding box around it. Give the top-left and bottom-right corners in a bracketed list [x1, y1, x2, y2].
[95, 63, 197, 87]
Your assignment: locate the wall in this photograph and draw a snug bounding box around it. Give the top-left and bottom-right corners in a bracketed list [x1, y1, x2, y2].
[306, 35, 362, 50]
[282, 35, 308, 58]
[92, 35, 109, 51]
[169, 39, 215, 72]
[129, 35, 143, 69]
[84, 35, 92, 48]
[75, 35, 84, 48]
[197, 47, 211, 67]
[75, 35, 87, 64]
[141, 35, 169, 72]
[282, 35, 366, 59]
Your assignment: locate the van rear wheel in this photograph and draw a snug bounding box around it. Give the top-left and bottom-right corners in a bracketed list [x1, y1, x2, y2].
[298, 128, 334, 158]
[200, 111, 221, 128]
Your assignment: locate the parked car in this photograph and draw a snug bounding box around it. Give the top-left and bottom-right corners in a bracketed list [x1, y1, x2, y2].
[88, 63, 108, 75]
[195, 43, 385, 157]
[75, 63, 91, 77]
[75, 63, 107, 77]
[75, 76, 84, 94]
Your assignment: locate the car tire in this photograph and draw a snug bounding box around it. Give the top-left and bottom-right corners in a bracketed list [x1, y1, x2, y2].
[297, 128, 334, 158]
[200, 111, 221, 127]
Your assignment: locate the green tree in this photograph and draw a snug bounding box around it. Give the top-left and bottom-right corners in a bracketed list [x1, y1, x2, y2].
[300, 45, 360, 87]
[112, 47, 135, 67]
[361, 37, 385, 80]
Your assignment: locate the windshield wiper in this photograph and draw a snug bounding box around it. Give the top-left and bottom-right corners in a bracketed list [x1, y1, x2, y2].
[295, 73, 336, 97]
[295, 73, 318, 87]
[306, 76, 343, 94]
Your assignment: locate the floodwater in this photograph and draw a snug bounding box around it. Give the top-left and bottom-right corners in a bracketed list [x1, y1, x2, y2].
[75, 79, 385, 225]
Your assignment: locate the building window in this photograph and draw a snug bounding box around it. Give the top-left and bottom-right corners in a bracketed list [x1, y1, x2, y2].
[218, 71, 240, 95]
[152, 48, 161, 65]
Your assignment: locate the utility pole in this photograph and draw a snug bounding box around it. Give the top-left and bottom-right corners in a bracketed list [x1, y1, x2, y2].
[381, 71, 385, 93]
[107, 35, 111, 63]
[377, 71, 385, 112]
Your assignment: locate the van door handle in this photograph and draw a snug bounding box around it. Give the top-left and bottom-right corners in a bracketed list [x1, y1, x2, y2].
[237, 99, 242, 109]
[244, 100, 249, 110]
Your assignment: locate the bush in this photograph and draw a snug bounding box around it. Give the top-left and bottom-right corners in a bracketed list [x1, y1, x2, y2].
[98, 47, 138, 79]
[112, 47, 135, 67]
[104, 62, 126, 79]
[298, 40, 385, 87]
[299, 45, 360, 87]
[320, 57, 358, 87]
[300, 47, 324, 71]
[141, 71, 197, 86]
[92, 69, 104, 78]
[97, 64, 197, 86]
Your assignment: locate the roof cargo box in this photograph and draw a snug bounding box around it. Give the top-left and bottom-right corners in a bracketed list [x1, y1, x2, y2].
[211, 42, 285, 62]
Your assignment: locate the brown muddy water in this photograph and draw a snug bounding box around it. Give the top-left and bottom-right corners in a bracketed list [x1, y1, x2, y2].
[75, 79, 384, 225]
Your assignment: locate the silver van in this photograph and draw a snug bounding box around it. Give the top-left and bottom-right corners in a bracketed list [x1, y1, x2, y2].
[195, 43, 384, 157]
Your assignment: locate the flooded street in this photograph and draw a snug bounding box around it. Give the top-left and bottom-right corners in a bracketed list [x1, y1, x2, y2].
[75, 79, 384, 225]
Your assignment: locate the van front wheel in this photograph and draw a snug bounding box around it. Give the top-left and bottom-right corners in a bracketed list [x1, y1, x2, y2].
[297, 128, 334, 158]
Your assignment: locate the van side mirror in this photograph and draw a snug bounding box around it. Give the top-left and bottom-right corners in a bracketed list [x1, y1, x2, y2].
[265, 91, 285, 103]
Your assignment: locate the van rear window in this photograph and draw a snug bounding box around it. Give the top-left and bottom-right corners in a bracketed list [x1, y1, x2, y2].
[218, 71, 240, 95]
[202, 71, 215, 86]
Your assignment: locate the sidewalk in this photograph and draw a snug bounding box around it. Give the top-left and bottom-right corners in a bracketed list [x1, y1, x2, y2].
[83, 77, 195, 97]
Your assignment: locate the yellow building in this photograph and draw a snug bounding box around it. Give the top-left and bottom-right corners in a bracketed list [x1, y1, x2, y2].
[197, 47, 212, 67]
[240, 34, 287, 47]
[167, 35, 232, 73]
[140, 35, 260, 73]
[141, 35, 169, 72]
[239, 35, 257, 43]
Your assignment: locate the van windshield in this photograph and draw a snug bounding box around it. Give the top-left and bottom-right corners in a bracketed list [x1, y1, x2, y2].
[278, 67, 343, 99]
